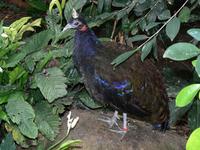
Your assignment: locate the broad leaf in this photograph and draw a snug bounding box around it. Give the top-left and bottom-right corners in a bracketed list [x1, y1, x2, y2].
[6, 99, 38, 139]
[34, 101, 61, 141]
[163, 42, 200, 61]
[35, 67, 68, 102]
[79, 91, 102, 109]
[4, 123, 28, 148]
[166, 17, 180, 41]
[178, 6, 191, 23]
[64, 0, 87, 21]
[111, 49, 138, 67]
[9, 66, 26, 84]
[6, 30, 53, 68]
[176, 84, 200, 107]
[186, 128, 200, 150]
[0, 85, 16, 97]
[0, 133, 16, 150]
[187, 28, 200, 41]
[22, 30, 53, 54]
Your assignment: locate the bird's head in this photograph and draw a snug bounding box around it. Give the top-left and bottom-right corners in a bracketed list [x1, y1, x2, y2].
[63, 9, 88, 32]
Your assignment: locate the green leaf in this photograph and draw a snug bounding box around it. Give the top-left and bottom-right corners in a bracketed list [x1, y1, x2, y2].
[158, 10, 171, 20]
[0, 133, 16, 150]
[64, 0, 87, 21]
[5, 124, 28, 148]
[58, 140, 81, 150]
[195, 56, 200, 77]
[186, 128, 200, 150]
[88, 12, 115, 28]
[141, 38, 154, 61]
[16, 18, 42, 41]
[163, 42, 200, 61]
[192, 59, 197, 67]
[97, 0, 105, 13]
[22, 30, 53, 54]
[35, 67, 68, 103]
[49, 0, 62, 17]
[188, 100, 200, 131]
[145, 22, 160, 31]
[111, 49, 138, 67]
[176, 84, 200, 107]
[166, 17, 180, 41]
[178, 6, 191, 23]
[6, 99, 38, 139]
[9, 17, 31, 33]
[5, 30, 53, 68]
[9, 66, 26, 84]
[187, 28, 200, 41]
[0, 85, 16, 97]
[112, 0, 130, 7]
[5, 52, 26, 68]
[128, 35, 148, 42]
[34, 101, 61, 141]
[27, 0, 48, 11]
[79, 91, 102, 109]
[0, 108, 9, 123]
[35, 52, 53, 72]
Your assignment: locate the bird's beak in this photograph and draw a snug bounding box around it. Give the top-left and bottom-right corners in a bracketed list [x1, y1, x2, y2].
[63, 23, 74, 31]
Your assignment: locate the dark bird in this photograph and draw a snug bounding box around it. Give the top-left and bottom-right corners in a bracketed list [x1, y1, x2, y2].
[63, 9, 169, 132]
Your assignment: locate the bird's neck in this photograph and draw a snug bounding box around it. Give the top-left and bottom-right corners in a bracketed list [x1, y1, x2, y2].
[74, 29, 99, 56]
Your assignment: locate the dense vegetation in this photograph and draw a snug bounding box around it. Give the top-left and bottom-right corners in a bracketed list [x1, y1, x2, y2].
[0, 0, 200, 149]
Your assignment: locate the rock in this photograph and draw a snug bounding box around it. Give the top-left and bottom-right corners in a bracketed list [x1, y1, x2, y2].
[48, 108, 186, 150]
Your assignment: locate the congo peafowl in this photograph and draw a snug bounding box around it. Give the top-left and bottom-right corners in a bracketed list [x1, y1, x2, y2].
[63, 9, 169, 133]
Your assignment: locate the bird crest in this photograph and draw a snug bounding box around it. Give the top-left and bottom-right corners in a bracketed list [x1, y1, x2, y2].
[72, 8, 79, 19]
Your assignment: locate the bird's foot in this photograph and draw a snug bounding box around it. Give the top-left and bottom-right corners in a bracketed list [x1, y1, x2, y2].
[109, 113, 128, 140]
[98, 110, 120, 128]
[152, 120, 169, 132]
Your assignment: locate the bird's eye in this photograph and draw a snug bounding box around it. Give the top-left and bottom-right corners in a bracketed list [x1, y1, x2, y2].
[74, 22, 79, 26]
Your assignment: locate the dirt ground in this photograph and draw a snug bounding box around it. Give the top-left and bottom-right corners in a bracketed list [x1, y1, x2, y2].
[44, 108, 186, 150]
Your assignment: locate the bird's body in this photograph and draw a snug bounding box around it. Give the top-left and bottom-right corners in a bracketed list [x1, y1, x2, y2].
[73, 28, 169, 125]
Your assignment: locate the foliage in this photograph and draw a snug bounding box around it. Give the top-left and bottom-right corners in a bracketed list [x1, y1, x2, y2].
[186, 128, 200, 150]
[35, 67, 68, 103]
[0, 0, 200, 149]
[34, 101, 61, 141]
[0, 133, 16, 150]
[163, 28, 200, 150]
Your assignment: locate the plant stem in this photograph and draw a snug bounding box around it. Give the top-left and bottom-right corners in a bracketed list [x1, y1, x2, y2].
[137, 0, 189, 49]
[47, 129, 71, 150]
[111, 20, 117, 40]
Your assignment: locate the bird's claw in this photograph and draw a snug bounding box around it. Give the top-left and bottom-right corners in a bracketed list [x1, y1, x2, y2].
[98, 110, 120, 128]
[109, 128, 128, 140]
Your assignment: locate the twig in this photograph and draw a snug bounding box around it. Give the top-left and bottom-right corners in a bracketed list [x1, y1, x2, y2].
[111, 20, 118, 40]
[137, 0, 189, 49]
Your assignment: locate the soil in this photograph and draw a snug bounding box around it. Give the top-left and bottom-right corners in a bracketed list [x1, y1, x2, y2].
[44, 108, 186, 150]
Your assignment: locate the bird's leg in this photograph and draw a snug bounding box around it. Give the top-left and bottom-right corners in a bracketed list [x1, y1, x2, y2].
[98, 110, 120, 128]
[109, 113, 128, 140]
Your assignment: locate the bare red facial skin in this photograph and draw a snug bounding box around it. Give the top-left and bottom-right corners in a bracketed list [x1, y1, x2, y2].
[79, 25, 88, 32]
